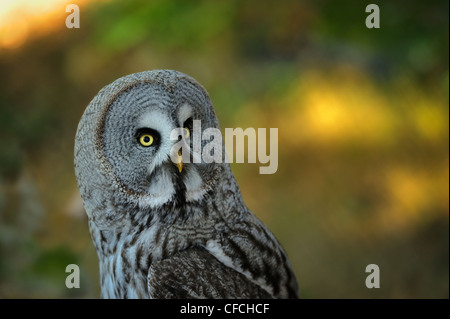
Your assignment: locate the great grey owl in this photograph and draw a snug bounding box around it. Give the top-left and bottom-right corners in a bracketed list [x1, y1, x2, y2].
[74, 70, 298, 298]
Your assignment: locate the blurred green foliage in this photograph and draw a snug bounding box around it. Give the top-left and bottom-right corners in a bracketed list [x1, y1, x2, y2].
[0, 0, 448, 298]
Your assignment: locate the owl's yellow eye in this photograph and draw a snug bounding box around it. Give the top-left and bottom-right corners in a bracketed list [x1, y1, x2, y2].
[184, 127, 190, 139]
[139, 134, 154, 147]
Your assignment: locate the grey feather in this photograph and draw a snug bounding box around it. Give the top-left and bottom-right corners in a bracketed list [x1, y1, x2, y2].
[149, 247, 272, 299]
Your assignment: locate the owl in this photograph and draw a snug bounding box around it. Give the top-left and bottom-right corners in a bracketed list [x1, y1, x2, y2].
[74, 70, 299, 299]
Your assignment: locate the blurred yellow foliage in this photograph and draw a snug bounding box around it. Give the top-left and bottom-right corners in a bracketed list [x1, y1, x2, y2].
[238, 65, 449, 242]
[380, 165, 449, 233]
[411, 98, 448, 142]
[279, 66, 448, 148]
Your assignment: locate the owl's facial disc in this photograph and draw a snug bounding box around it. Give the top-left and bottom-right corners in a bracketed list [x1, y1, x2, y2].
[102, 83, 217, 208]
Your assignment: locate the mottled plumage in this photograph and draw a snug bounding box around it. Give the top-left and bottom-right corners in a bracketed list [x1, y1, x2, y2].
[74, 70, 298, 299]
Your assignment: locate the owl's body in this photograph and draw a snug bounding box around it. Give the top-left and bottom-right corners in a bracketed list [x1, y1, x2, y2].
[74, 70, 298, 298]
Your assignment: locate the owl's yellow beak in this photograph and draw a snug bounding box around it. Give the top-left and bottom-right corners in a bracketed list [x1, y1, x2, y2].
[176, 150, 183, 173]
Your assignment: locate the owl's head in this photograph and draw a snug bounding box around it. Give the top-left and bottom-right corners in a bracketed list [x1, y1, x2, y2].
[74, 70, 226, 227]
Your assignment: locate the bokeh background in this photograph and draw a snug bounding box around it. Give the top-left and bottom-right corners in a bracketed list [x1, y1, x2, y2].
[0, 0, 448, 298]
